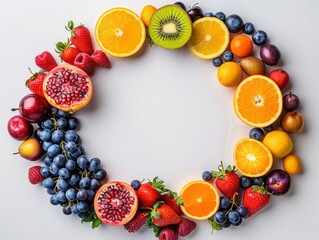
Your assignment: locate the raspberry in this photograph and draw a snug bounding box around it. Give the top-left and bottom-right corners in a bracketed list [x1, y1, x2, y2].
[28, 166, 45, 185]
[177, 217, 197, 237]
[124, 210, 148, 233]
[159, 227, 178, 240]
[73, 52, 94, 76]
[91, 50, 111, 68]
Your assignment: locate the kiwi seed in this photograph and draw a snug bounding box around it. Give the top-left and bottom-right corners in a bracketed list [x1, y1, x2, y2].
[148, 5, 192, 49]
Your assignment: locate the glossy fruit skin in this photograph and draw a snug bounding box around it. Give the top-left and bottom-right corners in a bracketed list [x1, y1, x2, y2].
[225, 14, 243, 33]
[249, 128, 264, 140]
[243, 22, 255, 34]
[215, 12, 226, 21]
[283, 92, 300, 111]
[202, 171, 213, 181]
[187, 7, 203, 22]
[137, 182, 161, 207]
[260, 43, 281, 66]
[26, 70, 47, 97]
[14, 94, 50, 123]
[240, 56, 266, 75]
[252, 30, 268, 45]
[217, 62, 242, 87]
[174, 2, 186, 11]
[230, 34, 253, 57]
[212, 57, 222, 67]
[239, 176, 252, 189]
[17, 138, 44, 161]
[280, 111, 304, 133]
[242, 185, 270, 217]
[35, 51, 58, 72]
[222, 50, 234, 62]
[7, 115, 33, 140]
[265, 169, 291, 195]
[268, 68, 290, 89]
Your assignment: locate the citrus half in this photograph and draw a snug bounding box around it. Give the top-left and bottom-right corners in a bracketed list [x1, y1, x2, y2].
[180, 180, 220, 220]
[234, 138, 273, 177]
[95, 7, 146, 57]
[187, 17, 230, 60]
[233, 75, 283, 128]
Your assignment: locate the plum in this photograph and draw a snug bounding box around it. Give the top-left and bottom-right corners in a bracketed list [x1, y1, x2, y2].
[260, 44, 281, 66]
[265, 169, 291, 195]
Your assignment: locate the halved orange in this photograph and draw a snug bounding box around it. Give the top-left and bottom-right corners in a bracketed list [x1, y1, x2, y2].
[234, 138, 273, 177]
[187, 17, 229, 60]
[95, 7, 146, 57]
[233, 75, 283, 128]
[180, 180, 220, 220]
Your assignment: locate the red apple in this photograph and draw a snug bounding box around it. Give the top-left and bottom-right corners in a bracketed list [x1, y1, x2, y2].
[268, 68, 289, 89]
[265, 169, 291, 195]
[7, 115, 33, 140]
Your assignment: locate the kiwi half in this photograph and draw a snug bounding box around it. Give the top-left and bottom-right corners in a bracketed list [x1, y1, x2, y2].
[148, 5, 192, 49]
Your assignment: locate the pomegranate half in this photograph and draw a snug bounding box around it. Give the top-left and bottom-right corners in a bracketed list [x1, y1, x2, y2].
[43, 64, 93, 112]
[94, 181, 138, 226]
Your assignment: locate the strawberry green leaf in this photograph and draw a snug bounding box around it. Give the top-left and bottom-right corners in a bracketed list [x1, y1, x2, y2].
[208, 219, 223, 234]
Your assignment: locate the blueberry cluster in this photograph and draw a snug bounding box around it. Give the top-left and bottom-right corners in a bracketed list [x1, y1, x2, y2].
[35, 107, 107, 218]
[212, 196, 248, 228]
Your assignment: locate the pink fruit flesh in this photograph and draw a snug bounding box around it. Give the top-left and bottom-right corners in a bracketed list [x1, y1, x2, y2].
[7, 115, 33, 140]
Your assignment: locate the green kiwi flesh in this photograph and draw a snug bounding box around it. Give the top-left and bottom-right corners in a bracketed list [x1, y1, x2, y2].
[148, 5, 192, 49]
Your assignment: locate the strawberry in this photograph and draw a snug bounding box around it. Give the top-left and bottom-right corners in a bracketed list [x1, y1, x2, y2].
[73, 52, 94, 76]
[55, 40, 81, 64]
[161, 192, 182, 215]
[28, 166, 45, 184]
[212, 161, 240, 199]
[176, 217, 196, 237]
[66, 21, 94, 55]
[124, 210, 149, 233]
[151, 202, 181, 227]
[242, 185, 271, 217]
[91, 50, 111, 68]
[137, 177, 165, 208]
[26, 68, 46, 97]
[159, 227, 178, 240]
[35, 51, 57, 72]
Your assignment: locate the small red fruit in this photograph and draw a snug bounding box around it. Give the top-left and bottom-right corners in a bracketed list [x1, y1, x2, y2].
[177, 217, 197, 237]
[268, 68, 290, 89]
[242, 185, 271, 217]
[28, 166, 45, 184]
[55, 40, 81, 64]
[91, 50, 111, 68]
[161, 193, 182, 215]
[73, 52, 94, 76]
[35, 51, 58, 72]
[136, 177, 165, 208]
[26, 69, 46, 97]
[159, 227, 179, 240]
[212, 162, 240, 199]
[123, 210, 149, 233]
[66, 21, 94, 55]
[151, 202, 181, 227]
[7, 115, 33, 140]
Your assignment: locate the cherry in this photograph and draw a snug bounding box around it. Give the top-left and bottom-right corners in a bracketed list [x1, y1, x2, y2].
[187, 5, 203, 22]
[11, 94, 51, 123]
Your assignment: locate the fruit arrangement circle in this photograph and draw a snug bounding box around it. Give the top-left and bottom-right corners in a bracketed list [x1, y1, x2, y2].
[8, 2, 304, 239]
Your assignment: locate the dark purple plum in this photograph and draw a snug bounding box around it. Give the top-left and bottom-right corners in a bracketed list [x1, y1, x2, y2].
[265, 169, 291, 195]
[187, 6, 204, 22]
[260, 44, 281, 66]
[283, 92, 300, 111]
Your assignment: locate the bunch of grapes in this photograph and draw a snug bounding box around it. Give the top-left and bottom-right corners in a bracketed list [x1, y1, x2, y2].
[35, 107, 107, 219]
[212, 195, 248, 228]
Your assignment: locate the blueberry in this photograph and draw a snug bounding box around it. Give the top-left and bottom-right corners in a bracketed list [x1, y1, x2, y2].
[50, 194, 60, 205]
[47, 144, 61, 157]
[89, 179, 101, 190]
[39, 129, 52, 141]
[66, 188, 77, 201]
[79, 177, 91, 189]
[70, 148, 82, 158]
[53, 154, 67, 167]
[240, 176, 252, 189]
[252, 176, 265, 186]
[47, 188, 55, 195]
[42, 177, 55, 189]
[71, 204, 80, 214]
[42, 140, 54, 152]
[243, 22, 255, 34]
[51, 129, 64, 143]
[41, 119, 54, 129]
[228, 211, 241, 225]
[40, 166, 51, 178]
[215, 11, 226, 21]
[219, 196, 231, 210]
[57, 179, 69, 192]
[77, 189, 88, 201]
[202, 171, 213, 181]
[222, 50, 234, 62]
[77, 155, 89, 169]
[43, 155, 53, 166]
[249, 128, 264, 141]
[130, 179, 141, 190]
[213, 211, 227, 225]
[68, 117, 79, 130]
[58, 110, 70, 119]
[49, 163, 60, 175]
[221, 219, 232, 228]
[204, 12, 214, 17]
[56, 191, 67, 203]
[64, 141, 77, 153]
[57, 118, 68, 129]
[94, 169, 107, 181]
[62, 206, 72, 215]
[88, 158, 101, 172]
[51, 107, 58, 116]
[65, 130, 79, 143]
[65, 159, 76, 171]
[225, 14, 243, 33]
[87, 189, 95, 202]
[252, 30, 268, 46]
[69, 174, 81, 186]
[212, 57, 223, 67]
[236, 205, 248, 218]
[58, 168, 71, 180]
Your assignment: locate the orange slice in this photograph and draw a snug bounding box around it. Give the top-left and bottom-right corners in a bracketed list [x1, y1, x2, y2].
[187, 17, 229, 60]
[233, 75, 283, 128]
[234, 138, 273, 177]
[95, 8, 146, 57]
[180, 180, 220, 220]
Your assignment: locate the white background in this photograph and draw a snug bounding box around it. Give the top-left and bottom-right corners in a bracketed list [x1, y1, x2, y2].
[1, 0, 318, 239]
